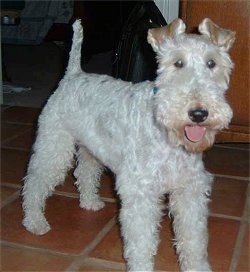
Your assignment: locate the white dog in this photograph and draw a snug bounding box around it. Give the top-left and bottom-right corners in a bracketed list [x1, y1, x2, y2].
[22, 19, 235, 271]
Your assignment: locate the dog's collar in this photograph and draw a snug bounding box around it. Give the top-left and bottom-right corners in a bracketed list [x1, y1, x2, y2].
[153, 86, 159, 95]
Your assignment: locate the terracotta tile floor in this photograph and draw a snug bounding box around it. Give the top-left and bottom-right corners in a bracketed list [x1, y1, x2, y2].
[1, 106, 249, 271]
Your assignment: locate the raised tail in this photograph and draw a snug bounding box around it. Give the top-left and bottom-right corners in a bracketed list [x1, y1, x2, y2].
[65, 19, 83, 77]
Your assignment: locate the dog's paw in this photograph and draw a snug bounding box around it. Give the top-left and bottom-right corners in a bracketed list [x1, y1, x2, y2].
[22, 216, 51, 235]
[80, 198, 105, 211]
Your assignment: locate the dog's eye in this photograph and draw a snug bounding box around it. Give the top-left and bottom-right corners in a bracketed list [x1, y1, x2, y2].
[206, 59, 216, 69]
[174, 59, 184, 68]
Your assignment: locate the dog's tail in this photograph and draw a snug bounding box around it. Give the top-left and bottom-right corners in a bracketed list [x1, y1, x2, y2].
[65, 19, 83, 77]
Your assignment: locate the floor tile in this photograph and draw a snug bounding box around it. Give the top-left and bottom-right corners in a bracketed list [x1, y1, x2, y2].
[208, 217, 240, 271]
[90, 216, 241, 271]
[1, 123, 32, 143]
[56, 170, 117, 200]
[155, 218, 179, 271]
[217, 143, 250, 151]
[79, 264, 124, 271]
[99, 171, 116, 199]
[2, 126, 36, 150]
[1, 105, 11, 112]
[210, 176, 249, 217]
[1, 106, 41, 124]
[204, 145, 249, 177]
[1, 146, 116, 199]
[56, 169, 79, 194]
[1, 106, 249, 272]
[1, 196, 118, 254]
[1, 245, 72, 271]
[79, 268, 120, 271]
[90, 223, 124, 263]
[1, 148, 29, 186]
[90, 216, 179, 271]
[1, 186, 19, 204]
[236, 224, 250, 271]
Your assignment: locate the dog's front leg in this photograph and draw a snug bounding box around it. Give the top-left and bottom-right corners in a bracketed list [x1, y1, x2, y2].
[169, 176, 212, 272]
[117, 178, 162, 272]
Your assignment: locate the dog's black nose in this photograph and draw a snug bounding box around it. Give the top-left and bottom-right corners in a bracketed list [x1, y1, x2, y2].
[188, 109, 208, 123]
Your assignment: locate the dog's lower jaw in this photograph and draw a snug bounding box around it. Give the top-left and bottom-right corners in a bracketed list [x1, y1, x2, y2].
[167, 128, 216, 153]
[183, 131, 216, 153]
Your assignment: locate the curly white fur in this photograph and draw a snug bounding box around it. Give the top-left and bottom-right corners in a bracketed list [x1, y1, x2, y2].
[22, 19, 235, 271]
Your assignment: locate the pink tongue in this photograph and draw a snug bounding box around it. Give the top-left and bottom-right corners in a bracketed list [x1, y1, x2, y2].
[185, 125, 206, 143]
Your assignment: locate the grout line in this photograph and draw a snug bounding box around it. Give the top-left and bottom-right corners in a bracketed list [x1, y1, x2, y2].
[65, 216, 117, 271]
[209, 213, 242, 221]
[100, 197, 117, 204]
[1, 105, 12, 112]
[54, 190, 117, 204]
[1, 183, 117, 209]
[214, 173, 250, 181]
[228, 187, 249, 271]
[1, 121, 33, 126]
[75, 216, 117, 257]
[1, 126, 33, 144]
[54, 190, 79, 199]
[2, 181, 246, 222]
[1, 145, 31, 152]
[82, 257, 126, 271]
[0, 190, 21, 209]
[1, 183, 117, 203]
[214, 143, 249, 152]
[1, 182, 22, 189]
[1, 240, 78, 258]
[1, 120, 37, 126]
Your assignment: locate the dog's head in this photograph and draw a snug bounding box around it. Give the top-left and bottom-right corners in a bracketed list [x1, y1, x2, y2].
[147, 18, 235, 153]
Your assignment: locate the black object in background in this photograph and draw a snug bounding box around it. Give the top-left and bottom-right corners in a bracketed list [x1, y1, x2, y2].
[113, 1, 167, 83]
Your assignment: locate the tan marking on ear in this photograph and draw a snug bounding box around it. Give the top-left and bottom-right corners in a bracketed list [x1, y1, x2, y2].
[199, 18, 236, 51]
[148, 18, 186, 52]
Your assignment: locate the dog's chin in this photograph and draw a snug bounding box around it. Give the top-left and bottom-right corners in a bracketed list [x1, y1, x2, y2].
[183, 132, 215, 153]
[168, 127, 217, 153]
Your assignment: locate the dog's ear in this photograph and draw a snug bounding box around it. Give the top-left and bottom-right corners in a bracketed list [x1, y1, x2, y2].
[148, 18, 186, 52]
[199, 18, 236, 51]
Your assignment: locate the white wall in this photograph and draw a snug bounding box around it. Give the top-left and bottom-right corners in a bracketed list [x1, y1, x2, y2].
[154, 0, 179, 23]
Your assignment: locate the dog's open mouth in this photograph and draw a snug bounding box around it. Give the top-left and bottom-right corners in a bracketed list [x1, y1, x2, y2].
[184, 125, 206, 143]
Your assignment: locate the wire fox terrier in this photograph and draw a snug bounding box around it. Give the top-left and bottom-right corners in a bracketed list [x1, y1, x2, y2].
[22, 18, 235, 271]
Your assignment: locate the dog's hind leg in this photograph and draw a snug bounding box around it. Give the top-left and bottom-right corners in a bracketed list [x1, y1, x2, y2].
[22, 126, 75, 235]
[74, 145, 105, 211]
